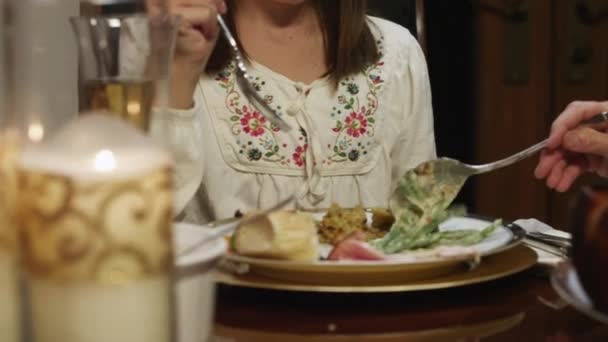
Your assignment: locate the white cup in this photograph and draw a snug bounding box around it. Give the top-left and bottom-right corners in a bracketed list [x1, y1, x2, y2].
[174, 223, 226, 342]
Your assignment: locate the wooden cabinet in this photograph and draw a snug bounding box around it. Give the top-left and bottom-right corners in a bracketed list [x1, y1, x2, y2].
[476, 0, 608, 228]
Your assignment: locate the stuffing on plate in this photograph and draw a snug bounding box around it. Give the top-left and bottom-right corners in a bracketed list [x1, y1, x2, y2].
[317, 204, 394, 245]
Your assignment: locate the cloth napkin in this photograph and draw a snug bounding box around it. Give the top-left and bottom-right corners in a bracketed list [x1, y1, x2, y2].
[514, 218, 571, 266]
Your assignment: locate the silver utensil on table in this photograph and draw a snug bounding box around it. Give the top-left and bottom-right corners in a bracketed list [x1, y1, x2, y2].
[510, 220, 572, 259]
[525, 234, 570, 255]
[526, 230, 571, 258]
[526, 232, 572, 247]
[216, 15, 291, 131]
[523, 238, 569, 259]
[177, 195, 294, 257]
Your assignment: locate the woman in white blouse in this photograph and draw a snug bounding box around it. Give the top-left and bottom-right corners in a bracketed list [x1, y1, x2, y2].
[157, 0, 436, 223]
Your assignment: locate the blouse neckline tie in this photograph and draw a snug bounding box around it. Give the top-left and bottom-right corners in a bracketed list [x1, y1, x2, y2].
[286, 84, 328, 207]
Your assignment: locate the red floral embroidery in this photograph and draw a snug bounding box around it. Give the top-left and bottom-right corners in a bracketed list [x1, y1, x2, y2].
[217, 64, 298, 165]
[325, 36, 385, 164]
[240, 108, 267, 137]
[369, 74, 384, 85]
[292, 144, 308, 167]
[345, 111, 368, 138]
[215, 34, 385, 168]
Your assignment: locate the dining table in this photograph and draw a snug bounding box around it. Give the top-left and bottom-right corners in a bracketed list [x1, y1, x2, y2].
[209, 261, 607, 341]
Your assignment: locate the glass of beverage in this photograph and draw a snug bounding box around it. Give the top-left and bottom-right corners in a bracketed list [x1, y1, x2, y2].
[70, 14, 177, 132]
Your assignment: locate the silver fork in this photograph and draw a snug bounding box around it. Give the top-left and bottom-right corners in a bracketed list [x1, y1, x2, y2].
[177, 195, 294, 257]
[429, 112, 608, 176]
[216, 15, 292, 132]
[447, 111, 608, 176]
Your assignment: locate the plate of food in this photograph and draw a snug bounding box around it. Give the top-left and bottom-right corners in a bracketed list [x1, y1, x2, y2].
[216, 162, 524, 285]
[219, 204, 524, 285]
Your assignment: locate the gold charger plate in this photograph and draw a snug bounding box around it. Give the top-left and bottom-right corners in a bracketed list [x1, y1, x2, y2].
[213, 312, 525, 342]
[224, 216, 525, 285]
[216, 245, 537, 293]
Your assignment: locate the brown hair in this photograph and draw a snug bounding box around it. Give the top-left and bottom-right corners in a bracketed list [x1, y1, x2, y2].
[206, 0, 380, 86]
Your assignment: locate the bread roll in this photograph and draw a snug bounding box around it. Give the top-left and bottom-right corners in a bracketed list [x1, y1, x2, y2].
[233, 211, 318, 261]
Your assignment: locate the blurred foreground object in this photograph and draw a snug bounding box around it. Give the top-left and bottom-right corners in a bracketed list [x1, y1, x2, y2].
[572, 185, 608, 314]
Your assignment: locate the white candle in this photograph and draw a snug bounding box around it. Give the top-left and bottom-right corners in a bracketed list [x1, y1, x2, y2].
[19, 114, 175, 342]
[29, 277, 170, 342]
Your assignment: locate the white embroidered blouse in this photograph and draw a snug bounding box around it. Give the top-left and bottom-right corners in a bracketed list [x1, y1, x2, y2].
[153, 16, 436, 223]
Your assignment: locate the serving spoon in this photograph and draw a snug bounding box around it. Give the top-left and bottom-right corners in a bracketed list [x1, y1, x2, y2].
[390, 112, 608, 216]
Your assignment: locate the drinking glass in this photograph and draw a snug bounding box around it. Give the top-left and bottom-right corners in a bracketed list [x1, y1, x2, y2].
[71, 14, 177, 132]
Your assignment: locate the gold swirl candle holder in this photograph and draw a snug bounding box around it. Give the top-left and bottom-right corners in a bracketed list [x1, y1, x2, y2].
[0, 132, 21, 342]
[17, 114, 174, 342]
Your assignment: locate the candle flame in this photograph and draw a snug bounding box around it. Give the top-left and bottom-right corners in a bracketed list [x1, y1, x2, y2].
[28, 122, 44, 142]
[94, 150, 116, 172]
[127, 101, 141, 116]
[108, 18, 121, 28]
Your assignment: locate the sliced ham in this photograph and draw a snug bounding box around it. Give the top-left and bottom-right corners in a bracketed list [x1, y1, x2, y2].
[328, 231, 385, 261]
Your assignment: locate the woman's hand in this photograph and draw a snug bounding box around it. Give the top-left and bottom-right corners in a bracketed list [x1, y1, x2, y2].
[168, 0, 227, 108]
[535, 101, 608, 192]
[171, 0, 226, 66]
